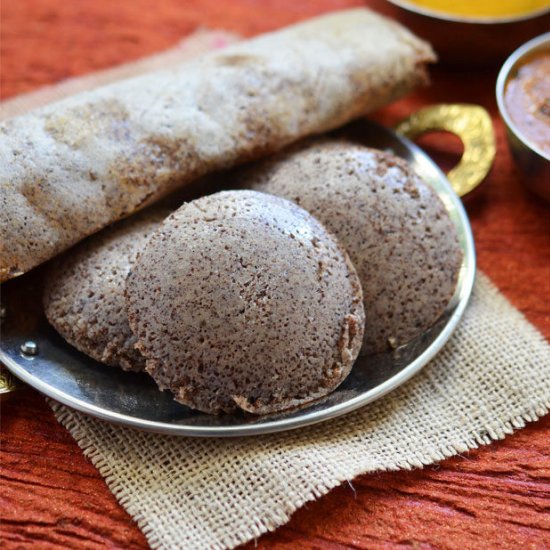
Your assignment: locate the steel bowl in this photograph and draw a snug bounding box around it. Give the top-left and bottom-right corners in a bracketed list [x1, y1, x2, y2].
[496, 32, 550, 202]
[384, 0, 550, 65]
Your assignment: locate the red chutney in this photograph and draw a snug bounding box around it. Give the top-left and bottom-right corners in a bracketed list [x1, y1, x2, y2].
[504, 51, 550, 156]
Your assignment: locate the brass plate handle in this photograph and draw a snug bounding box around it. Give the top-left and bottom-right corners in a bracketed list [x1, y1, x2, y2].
[0, 364, 18, 401]
[396, 104, 496, 197]
[1, 306, 21, 399]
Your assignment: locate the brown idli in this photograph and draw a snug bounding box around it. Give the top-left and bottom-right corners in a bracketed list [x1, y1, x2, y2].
[125, 190, 365, 414]
[242, 139, 463, 354]
[43, 209, 168, 371]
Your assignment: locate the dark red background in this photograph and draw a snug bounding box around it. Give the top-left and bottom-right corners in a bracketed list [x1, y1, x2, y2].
[1, 1, 549, 548]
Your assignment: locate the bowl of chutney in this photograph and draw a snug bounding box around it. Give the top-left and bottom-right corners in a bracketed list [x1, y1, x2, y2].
[497, 32, 550, 201]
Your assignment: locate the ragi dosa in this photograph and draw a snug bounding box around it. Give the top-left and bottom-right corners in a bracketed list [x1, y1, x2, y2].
[0, 8, 435, 282]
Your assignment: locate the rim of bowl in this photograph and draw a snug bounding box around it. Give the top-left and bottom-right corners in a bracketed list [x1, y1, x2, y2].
[496, 32, 550, 162]
[387, 0, 550, 24]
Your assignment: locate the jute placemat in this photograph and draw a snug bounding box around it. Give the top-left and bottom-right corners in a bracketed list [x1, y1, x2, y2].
[3, 30, 549, 550]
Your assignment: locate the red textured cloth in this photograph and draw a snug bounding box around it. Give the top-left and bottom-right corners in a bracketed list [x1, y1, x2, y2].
[1, 1, 549, 548]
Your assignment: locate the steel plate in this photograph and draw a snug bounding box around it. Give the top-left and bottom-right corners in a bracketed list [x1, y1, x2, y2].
[0, 120, 476, 436]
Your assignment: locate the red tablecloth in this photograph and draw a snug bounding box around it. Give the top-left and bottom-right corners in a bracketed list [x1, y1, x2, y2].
[2, 1, 549, 548]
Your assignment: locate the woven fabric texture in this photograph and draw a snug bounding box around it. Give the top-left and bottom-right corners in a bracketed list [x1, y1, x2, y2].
[4, 30, 549, 550]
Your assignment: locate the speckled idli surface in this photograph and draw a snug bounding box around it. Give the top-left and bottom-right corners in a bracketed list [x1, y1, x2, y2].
[242, 139, 463, 354]
[43, 209, 168, 371]
[125, 190, 365, 414]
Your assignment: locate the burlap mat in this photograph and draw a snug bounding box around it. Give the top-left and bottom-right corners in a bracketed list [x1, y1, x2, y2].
[3, 30, 549, 550]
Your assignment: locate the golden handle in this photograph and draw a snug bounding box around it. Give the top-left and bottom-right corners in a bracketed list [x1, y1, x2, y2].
[0, 364, 18, 401]
[396, 104, 496, 197]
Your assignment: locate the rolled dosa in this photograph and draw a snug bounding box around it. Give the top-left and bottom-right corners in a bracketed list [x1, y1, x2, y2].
[0, 8, 435, 282]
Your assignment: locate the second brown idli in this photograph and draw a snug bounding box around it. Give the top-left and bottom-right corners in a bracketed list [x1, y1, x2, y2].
[242, 139, 463, 354]
[125, 190, 365, 415]
[43, 209, 168, 371]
